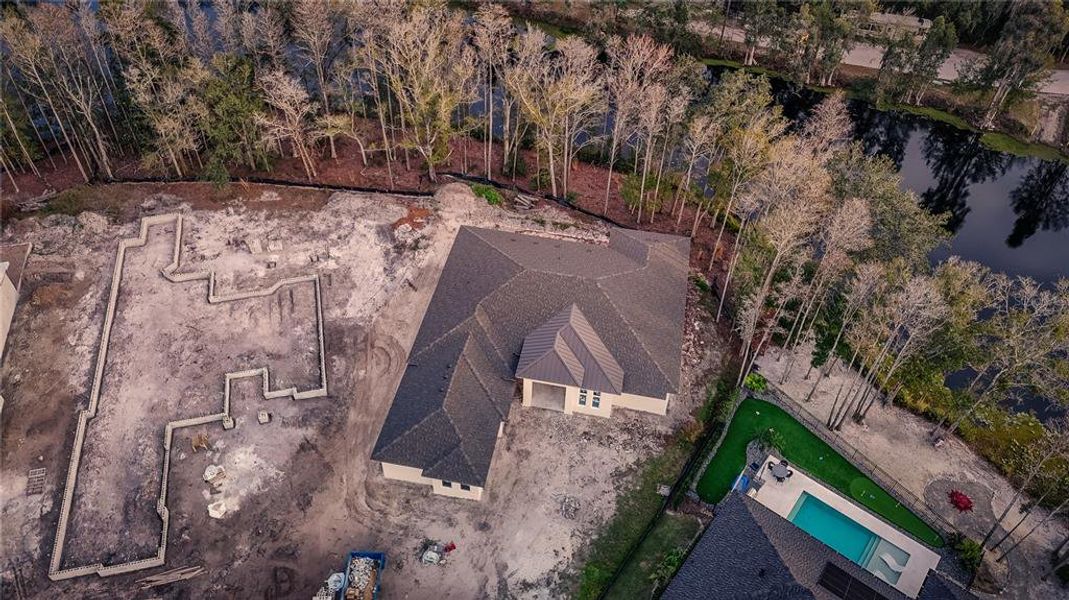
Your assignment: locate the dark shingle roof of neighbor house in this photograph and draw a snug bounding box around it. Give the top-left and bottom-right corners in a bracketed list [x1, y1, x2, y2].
[371, 226, 690, 487]
[663, 493, 972, 600]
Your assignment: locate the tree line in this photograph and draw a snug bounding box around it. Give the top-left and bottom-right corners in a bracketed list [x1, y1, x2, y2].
[508, 0, 1068, 134]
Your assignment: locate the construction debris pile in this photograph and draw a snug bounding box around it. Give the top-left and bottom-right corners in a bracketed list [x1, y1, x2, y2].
[553, 493, 580, 519]
[344, 556, 378, 600]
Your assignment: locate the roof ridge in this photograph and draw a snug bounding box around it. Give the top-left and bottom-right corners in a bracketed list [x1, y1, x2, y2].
[373, 405, 447, 457]
[409, 263, 526, 365]
[407, 228, 526, 362]
[458, 341, 509, 421]
[425, 444, 479, 485]
[593, 277, 673, 391]
[472, 304, 513, 370]
[431, 338, 498, 483]
[470, 226, 647, 280]
[378, 330, 476, 458]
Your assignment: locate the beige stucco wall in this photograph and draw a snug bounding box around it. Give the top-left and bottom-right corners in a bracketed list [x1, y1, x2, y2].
[614, 391, 670, 416]
[380, 461, 483, 501]
[0, 271, 17, 362]
[521, 378, 668, 418]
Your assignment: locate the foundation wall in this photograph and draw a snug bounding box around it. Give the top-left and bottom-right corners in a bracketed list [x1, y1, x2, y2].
[49, 214, 329, 580]
[0, 275, 16, 361]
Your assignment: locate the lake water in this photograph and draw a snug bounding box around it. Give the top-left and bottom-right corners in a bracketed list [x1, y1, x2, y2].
[730, 72, 1067, 419]
[769, 79, 1068, 285]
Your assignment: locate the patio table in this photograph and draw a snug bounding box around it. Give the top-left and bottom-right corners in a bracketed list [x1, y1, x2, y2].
[769, 463, 790, 480]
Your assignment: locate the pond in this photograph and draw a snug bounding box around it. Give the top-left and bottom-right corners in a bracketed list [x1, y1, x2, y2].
[713, 69, 1068, 420]
[769, 77, 1068, 285]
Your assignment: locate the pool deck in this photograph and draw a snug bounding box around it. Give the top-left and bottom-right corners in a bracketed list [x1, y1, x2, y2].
[746, 454, 941, 599]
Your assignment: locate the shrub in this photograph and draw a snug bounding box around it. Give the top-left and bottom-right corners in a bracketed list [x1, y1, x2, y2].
[532, 168, 553, 191]
[952, 536, 984, 573]
[470, 183, 503, 206]
[756, 426, 785, 452]
[504, 155, 527, 178]
[648, 547, 686, 584]
[744, 372, 768, 393]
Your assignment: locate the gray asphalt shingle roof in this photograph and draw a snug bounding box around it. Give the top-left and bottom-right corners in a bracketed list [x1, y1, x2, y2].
[664, 493, 971, 600]
[371, 226, 690, 487]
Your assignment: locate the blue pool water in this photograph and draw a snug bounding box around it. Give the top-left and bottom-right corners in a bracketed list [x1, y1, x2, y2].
[788, 492, 880, 564]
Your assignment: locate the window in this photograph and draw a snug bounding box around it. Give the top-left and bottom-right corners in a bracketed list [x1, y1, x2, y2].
[442, 480, 452, 488]
[592, 391, 601, 408]
[460, 484, 471, 491]
[578, 389, 588, 405]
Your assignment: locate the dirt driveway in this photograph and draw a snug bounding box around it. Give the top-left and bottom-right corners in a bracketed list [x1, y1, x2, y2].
[1, 182, 709, 599]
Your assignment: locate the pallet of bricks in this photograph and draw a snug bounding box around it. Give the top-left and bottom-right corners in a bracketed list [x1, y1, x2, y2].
[340, 551, 385, 600]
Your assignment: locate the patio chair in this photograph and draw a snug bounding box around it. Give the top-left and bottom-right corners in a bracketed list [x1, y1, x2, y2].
[880, 553, 906, 573]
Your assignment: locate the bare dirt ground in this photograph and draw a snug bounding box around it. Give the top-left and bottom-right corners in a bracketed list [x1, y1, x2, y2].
[1, 182, 712, 599]
[757, 345, 1069, 600]
[62, 216, 323, 570]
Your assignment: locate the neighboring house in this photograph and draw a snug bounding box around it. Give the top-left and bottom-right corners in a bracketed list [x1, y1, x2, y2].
[663, 493, 974, 600]
[371, 226, 690, 500]
[855, 12, 933, 41]
[0, 242, 31, 416]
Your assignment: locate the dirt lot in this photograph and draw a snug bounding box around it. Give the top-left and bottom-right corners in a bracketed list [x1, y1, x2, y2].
[1, 182, 711, 599]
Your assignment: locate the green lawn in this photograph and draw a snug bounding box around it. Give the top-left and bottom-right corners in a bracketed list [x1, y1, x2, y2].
[695, 398, 944, 547]
[604, 512, 702, 600]
[979, 132, 1069, 163]
[885, 103, 975, 131]
[575, 436, 698, 600]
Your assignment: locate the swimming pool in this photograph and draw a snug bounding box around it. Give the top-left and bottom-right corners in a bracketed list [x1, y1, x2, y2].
[787, 492, 913, 585]
[788, 492, 880, 564]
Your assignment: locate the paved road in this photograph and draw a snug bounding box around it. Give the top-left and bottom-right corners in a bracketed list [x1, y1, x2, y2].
[718, 25, 1069, 95]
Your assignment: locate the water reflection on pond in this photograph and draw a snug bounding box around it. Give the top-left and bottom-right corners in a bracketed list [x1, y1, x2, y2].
[760, 75, 1068, 420]
[768, 77, 1068, 284]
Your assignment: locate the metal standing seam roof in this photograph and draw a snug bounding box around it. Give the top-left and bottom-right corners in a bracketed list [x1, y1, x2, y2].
[371, 226, 690, 488]
[515, 303, 625, 394]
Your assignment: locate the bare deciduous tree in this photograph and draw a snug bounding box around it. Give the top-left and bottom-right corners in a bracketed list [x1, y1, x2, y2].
[505, 30, 602, 198]
[473, 4, 513, 179]
[379, 6, 475, 182]
[981, 417, 1069, 550]
[829, 272, 950, 429]
[256, 69, 320, 180]
[293, 0, 341, 111]
[736, 162, 831, 384]
[930, 277, 1069, 443]
[602, 34, 673, 213]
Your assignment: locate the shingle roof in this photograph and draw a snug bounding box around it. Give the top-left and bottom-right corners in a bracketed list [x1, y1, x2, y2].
[515, 304, 624, 394]
[917, 571, 976, 600]
[371, 226, 690, 487]
[665, 494, 972, 600]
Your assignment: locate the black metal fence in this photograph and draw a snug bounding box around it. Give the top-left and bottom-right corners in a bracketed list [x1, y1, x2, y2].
[752, 384, 960, 544]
